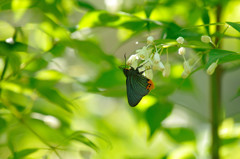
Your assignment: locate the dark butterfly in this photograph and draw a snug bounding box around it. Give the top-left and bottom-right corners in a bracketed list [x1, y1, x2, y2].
[121, 64, 154, 107]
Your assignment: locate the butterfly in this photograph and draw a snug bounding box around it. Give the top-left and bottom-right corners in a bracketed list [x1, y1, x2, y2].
[121, 63, 154, 107]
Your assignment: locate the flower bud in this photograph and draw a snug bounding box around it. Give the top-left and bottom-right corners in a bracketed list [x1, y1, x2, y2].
[153, 52, 160, 64]
[147, 36, 154, 44]
[183, 61, 191, 74]
[162, 63, 171, 77]
[207, 61, 218, 75]
[178, 47, 186, 55]
[153, 61, 165, 71]
[201, 35, 211, 43]
[176, 37, 184, 44]
[5, 37, 14, 44]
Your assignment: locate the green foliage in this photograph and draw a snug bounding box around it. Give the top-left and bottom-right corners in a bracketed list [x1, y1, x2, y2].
[205, 49, 240, 68]
[227, 22, 240, 32]
[0, 0, 239, 159]
[145, 102, 173, 137]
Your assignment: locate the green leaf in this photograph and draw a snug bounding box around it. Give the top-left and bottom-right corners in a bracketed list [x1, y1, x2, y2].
[227, 22, 240, 33]
[165, 127, 196, 143]
[67, 131, 99, 151]
[76, 0, 95, 10]
[69, 40, 115, 66]
[13, 149, 38, 159]
[8, 53, 21, 74]
[201, 8, 210, 34]
[184, 40, 212, 49]
[205, 49, 240, 68]
[145, 102, 173, 138]
[221, 137, 239, 146]
[144, 0, 159, 18]
[232, 88, 240, 100]
[0, 117, 7, 133]
[37, 87, 72, 112]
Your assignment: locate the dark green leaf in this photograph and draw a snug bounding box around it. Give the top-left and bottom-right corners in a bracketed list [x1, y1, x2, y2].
[99, 13, 120, 23]
[165, 127, 196, 143]
[221, 137, 239, 146]
[145, 102, 173, 138]
[227, 22, 240, 33]
[205, 49, 240, 68]
[0, 117, 7, 133]
[76, 0, 95, 10]
[201, 8, 210, 34]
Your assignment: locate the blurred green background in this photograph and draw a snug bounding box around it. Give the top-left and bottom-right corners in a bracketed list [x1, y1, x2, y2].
[0, 0, 240, 159]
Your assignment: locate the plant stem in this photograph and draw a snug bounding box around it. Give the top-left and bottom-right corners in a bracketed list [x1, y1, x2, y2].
[210, 67, 222, 159]
[210, 4, 223, 159]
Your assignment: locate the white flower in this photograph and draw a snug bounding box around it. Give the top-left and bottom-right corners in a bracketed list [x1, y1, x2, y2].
[201, 35, 211, 43]
[153, 52, 160, 64]
[127, 54, 139, 65]
[138, 59, 153, 73]
[162, 63, 171, 77]
[207, 60, 218, 75]
[176, 37, 184, 44]
[131, 60, 138, 69]
[153, 61, 165, 71]
[181, 70, 190, 79]
[178, 47, 186, 55]
[136, 46, 152, 60]
[183, 61, 191, 74]
[147, 36, 154, 44]
[144, 69, 153, 80]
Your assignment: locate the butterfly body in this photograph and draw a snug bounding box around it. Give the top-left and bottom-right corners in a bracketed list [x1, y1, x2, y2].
[122, 66, 154, 107]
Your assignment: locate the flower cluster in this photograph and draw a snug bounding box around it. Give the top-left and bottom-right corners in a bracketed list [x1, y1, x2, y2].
[126, 36, 169, 80]
[126, 35, 219, 80]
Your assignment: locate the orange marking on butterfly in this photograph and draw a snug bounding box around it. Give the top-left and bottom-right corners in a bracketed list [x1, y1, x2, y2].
[146, 80, 154, 90]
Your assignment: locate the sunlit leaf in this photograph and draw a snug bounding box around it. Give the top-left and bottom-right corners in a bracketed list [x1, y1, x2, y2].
[9, 148, 38, 159]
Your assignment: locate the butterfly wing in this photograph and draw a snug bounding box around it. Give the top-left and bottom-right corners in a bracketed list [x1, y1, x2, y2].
[126, 73, 150, 106]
